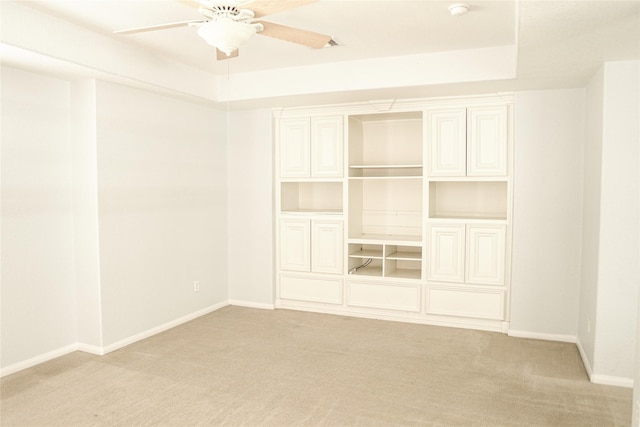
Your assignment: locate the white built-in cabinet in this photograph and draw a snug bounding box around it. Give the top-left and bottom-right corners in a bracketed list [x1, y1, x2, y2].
[280, 219, 310, 272]
[428, 224, 505, 286]
[275, 95, 513, 332]
[280, 116, 343, 178]
[427, 106, 507, 177]
[280, 219, 343, 274]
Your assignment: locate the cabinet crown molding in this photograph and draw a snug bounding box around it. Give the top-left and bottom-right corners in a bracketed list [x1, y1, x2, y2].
[272, 93, 514, 118]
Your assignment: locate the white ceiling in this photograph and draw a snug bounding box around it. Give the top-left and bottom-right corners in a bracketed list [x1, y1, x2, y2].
[3, 0, 640, 107]
[27, 0, 517, 75]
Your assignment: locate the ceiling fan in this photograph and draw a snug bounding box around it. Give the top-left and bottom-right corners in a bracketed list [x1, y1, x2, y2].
[114, 0, 335, 60]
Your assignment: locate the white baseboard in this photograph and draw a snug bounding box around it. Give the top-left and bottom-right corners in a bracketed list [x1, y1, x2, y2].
[1, 302, 229, 377]
[228, 299, 275, 310]
[76, 343, 105, 356]
[101, 301, 228, 354]
[1, 344, 78, 378]
[590, 374, 634, 388]
[507, 330, 577, 343]
[576, 339, 594, 378]
[576, 339, 634, 388]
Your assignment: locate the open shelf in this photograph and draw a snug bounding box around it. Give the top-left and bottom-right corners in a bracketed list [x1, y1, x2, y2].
[349, 248, 384, 259]
[349, 179, 422, 238]
[387, 251, 422, 261]
[349, 112, 423, 172]
[349, 164, 423, 178]
[348, 243, 422, 280]
[428, 181, 507, 220]
[281, 181, 343, 214]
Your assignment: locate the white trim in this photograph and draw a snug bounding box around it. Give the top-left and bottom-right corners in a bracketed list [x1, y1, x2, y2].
[1, 303, 229, 377]
[508, 330, 577, 343]
[576, 339, 594, 379]
[576, 339, 634, 388]
[277, 301, 506, 333]
[228, 299, 275, 310]
[1, 344, 78, 378]
[76, 343, 104, 356]
[591, 374, 634, 388]
[101, 302, 228, 354]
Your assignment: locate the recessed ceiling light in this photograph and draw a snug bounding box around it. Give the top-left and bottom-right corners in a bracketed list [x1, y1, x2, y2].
[448, 3, 469, 16]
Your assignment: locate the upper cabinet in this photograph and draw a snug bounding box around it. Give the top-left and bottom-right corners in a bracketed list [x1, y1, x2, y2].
[467, 106, 508, 176]
[427, 105, 508, 177]
[280, 116, 343, 178]
[427, 109, 466, 177]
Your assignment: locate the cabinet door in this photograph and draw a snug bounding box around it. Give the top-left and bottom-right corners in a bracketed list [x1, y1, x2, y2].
[280, 219, 310, 272]
[280, 118, 310, 178]
[311, 116, 343, 178]
[427, 109, 466, 177]
[311, 221, 343, 274]
[466, 225, 505, 285]
[467, 106, 507, 176]
[428, 224, 465, 283]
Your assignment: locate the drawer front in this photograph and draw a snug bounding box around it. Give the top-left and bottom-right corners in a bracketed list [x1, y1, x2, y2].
[427, 287, 504, 320]
[347, 281, 421, 312]
[280, 274, 343, 304]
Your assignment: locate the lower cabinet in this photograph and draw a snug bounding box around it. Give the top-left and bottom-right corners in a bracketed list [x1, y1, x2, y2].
[280, 273, 343, 304]
[346, 280, 421, 312]
[426, 287, 504, 320]
[428, 223, 506, 286]
[280, 218, 343, 274]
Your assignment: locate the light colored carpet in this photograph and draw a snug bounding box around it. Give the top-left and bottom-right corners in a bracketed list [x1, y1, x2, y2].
[0, 306, 632, 426]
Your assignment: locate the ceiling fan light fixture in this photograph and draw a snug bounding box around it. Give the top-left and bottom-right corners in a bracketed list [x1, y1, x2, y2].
[448, 3, 469, 16]
[197, 19, 261, 56]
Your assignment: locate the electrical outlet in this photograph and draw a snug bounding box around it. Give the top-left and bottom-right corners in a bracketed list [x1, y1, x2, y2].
[193, 280, 200, 292]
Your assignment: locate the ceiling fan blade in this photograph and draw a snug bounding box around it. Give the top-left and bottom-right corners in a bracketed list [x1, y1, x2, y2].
[114, 20, 205, 35]
[217, 48, 239, 60]
[241, 0, 317, 18]
[256, 21, 332, 49]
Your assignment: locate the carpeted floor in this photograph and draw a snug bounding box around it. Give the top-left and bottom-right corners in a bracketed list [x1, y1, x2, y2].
[0, 306, 632, 426]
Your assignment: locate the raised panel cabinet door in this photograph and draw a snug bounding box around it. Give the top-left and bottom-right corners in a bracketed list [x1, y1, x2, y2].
[467, 106, 508, 176]
[427, 109, 467, 176]
[311, 116, 344, 178]
[466, 225, 505, 285]
[280, 118, 310, 178]
[428, 224, 465, 283]
[280, 219, 311, 272]
[311, 221, 343, 274]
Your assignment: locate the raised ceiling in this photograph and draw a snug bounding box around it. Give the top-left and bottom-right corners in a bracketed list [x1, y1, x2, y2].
[1, 0, 639, 107]
[26, 0, 517, 75]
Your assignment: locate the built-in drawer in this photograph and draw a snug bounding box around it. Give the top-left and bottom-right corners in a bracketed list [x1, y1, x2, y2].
[346, 280, 421, 312]
[427, 287, 504, 320]
[280, 274, 343, 304]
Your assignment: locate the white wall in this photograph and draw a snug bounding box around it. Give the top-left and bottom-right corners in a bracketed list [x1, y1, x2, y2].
[578, 61, 639, 385]
[1, 70, 231, 372]
[70, 79, 103, 350]
[578, 66, 605, 368]
[227, 109, 274, 307]
[94, 81, 228, 346]
[1, 67, 78, 367]
[593, 61, 639, 380]
[510, 89, 585, 338]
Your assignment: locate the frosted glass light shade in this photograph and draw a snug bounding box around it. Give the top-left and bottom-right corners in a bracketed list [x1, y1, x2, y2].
[197, 19, 258, 56]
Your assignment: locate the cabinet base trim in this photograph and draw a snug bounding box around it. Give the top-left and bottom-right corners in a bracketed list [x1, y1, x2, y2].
[277, 301, 506, 333]
[507, 330, 576, 343]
